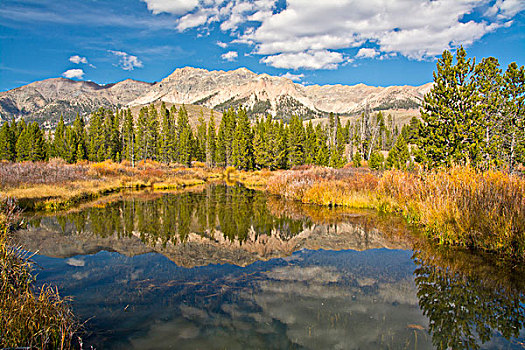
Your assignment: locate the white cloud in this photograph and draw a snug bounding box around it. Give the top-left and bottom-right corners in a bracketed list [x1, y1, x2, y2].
[141, 0, 198, 15]
[221, 51, 238, 61]
[261, 50, 344, 70]
[62, 69, 84, 79]
[69, 55, 88, 64]
[281, 72, 304, 81]
[108, 50, 143, 70]
[487, 0, 525, 18]
[216, 41, 228, 48]
[355, 48, 379, 59]
[142, 0, 524, 69]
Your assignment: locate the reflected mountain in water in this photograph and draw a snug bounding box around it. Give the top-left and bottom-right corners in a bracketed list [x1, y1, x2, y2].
[15, 184, 525, 349]
[17, 185, 409, 267]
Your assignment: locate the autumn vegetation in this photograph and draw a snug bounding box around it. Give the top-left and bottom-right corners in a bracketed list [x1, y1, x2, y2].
[0, 198, 79, 349]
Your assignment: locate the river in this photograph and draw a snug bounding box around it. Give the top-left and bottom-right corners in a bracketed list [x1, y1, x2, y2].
[14, 184, 525, 349]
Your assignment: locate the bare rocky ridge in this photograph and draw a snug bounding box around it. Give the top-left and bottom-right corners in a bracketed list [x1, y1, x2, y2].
[0, 67, 432, 126]
[0, 78, 153, 126]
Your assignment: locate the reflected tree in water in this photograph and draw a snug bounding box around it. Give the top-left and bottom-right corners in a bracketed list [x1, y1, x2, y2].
[51, 184, 310, 247]
[413, 248, 525, 349]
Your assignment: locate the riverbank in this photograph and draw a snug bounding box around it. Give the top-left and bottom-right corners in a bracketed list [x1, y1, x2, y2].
[3, 160, 524, 259]
[0, 198, 79, 349]
[267, 166, 525, 259]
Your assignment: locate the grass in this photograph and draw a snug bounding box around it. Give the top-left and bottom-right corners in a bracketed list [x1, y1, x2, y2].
[0, 197, 79, 349]
[267, 166, 525, 259]
[0, 159, 226, 212]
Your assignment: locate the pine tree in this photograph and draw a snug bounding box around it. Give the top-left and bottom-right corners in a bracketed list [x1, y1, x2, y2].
[206, 112, 216, 167]
[136, 107, 148, 161]
[232, 108, 253, 170]
[304, 121, 317, 164]
[502, 62, 525, 173]
[253, 117, 270, 169]
[386, 134, 410, 169]
[195, 112, 207, 163]
[15, 121, 31, 162]
[53, 114, 66, 159]
[73, 113, 87, 161]
[177, 105, 193, 166]
[159, 102, 171, 163]
[87, 109, 105, 161]
[419, 47, 482, 168]
[122, 109, 135, 164]
[0, 122, 15, 161]
[287, 115, 305, 167]
[314, 123, 329, 166]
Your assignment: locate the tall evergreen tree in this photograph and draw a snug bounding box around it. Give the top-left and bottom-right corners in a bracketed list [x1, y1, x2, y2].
[287, 115, 305, 167]
[206, 112, 216, 167]
[419, 47, 482, 168]
[232, 108, 253, 170]
[0, 122, 15, 161]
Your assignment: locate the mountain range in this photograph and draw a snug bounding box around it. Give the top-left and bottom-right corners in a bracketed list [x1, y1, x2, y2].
[0, 67, 432, 127]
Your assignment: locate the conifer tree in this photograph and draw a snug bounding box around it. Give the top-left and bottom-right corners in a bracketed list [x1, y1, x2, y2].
[53, 114, 66, 158]
[122, 109, 135, 164]
[73, 113, 87, 161]
[177, 105, 193, 166]
[304, 121, 317, 164]
[314, 124, 329, 166]
[502, 62, 525, 173]
[159, 102, 171, 163]
[206, 112, 216, 167]
[420, 47, 482, 168]
[232, 108, 253, 170]
[62, 126, 77, 163]
[253, 117, 271, 169]
[87, 109, 105, 161]
[0, 122, 15, 161]
[15, 121, 31, 161]
[136, 107, 148, 161]
[386, 134, 410, 169]
[287, 115, 305, 167]
[195, 113, 207, 163]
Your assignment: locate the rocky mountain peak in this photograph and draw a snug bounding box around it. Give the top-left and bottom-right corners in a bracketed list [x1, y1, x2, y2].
[0, 66, 432, 126]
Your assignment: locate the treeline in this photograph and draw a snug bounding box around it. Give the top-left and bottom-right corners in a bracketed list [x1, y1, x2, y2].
[0, 101, 416, 170]
[418, 47, 525, 171]
[0, 47, 522, 171]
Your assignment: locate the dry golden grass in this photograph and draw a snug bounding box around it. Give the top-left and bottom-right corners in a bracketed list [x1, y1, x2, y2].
[0, 199, 79, 349]
[267, 166, 525, 258]
[1, 160, 224, 211]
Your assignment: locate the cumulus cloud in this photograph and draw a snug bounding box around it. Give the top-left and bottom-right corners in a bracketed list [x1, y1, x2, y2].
[141, 0, 198, 15]
[355, 48, 379, 59]
[109, 50, 143, 70]
[221, 50, 238, 61]
[216, 41, 228, 48]
[142, 0, 524, 69]
[487, 0, 525, 18]
[69, 55, 88, 64]
[62, 69, 84, 79]
[281, 72, 304, 82]
[261, 50, 344, 70]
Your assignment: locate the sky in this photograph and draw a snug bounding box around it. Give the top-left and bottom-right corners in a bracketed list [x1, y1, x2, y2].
[0, 0, 524, 91]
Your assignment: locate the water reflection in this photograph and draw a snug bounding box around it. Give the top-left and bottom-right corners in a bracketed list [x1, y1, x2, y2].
[15, 184, 525, 349]
[413, 243, 525, 350]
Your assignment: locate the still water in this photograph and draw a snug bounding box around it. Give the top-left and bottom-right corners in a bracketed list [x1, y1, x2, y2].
[15, 184, 525, 349]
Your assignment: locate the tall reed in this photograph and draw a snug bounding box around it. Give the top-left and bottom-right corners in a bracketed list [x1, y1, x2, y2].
[267, 166, 525, 259]
[0, 198, 80, 349]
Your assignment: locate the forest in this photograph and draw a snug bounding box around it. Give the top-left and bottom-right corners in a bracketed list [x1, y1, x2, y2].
[0, 48, 523, 173]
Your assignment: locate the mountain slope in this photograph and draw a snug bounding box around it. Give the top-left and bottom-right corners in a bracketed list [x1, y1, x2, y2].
[0, 78, 153, 126]
[0, 67, 432, 127]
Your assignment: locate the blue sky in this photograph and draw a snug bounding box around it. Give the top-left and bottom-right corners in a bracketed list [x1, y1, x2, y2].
[1, 0, 524, 91]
